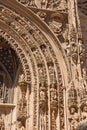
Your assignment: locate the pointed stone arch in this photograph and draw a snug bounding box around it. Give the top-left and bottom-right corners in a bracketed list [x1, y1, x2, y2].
[0, 1, 71, 130]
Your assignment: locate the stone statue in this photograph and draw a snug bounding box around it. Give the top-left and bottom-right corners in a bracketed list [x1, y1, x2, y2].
[17, 120, 25, 130]
[69, 106, 79, 130]
[81, 105, 87, 120]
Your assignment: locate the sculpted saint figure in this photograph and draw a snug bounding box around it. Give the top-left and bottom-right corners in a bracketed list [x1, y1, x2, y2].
[17, 120, 25, 130]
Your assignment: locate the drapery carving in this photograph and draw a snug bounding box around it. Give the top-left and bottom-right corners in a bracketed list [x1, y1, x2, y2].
[50, 82, 58, 130]
[39, 82, 47, 130]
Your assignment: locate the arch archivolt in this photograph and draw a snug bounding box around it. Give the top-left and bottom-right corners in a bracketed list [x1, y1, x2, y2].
[0, 2, 70, 130]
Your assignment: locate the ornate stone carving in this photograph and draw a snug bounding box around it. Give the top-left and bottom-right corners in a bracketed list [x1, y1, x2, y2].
[68, 82, 79, 130]
[17, 75, 28, 127]
[39, 82, 47, 111]
[16, 0, 67, 11]
[50, 82, 58, 130]
[50, 82, 58, 112]
[16, 119, 25, 130]
[68, 82, 78, 110]
[68, 106, 79, 130]
[0, 4, 70, 130]
[40, 0, 48, 9]
[37, 11, 47, 21]
[0, 115, 5, 130]
[80, 83, 87, 120]
[48, 15, 63, 37]
[39, 82, 47, 130]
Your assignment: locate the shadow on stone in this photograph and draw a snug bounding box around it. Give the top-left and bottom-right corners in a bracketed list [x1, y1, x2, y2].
[77, 120, 87, 130]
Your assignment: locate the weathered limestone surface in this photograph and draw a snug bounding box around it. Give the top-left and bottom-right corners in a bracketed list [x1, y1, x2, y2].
[0, 0, 87, 130]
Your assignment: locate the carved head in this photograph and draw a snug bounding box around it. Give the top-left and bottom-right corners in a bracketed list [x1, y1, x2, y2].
[69, 106, 78, 115]
[81, 104, 87, 112]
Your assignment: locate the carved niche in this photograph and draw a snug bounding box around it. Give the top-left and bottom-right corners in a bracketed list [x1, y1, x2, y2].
[68, 82, 79, 130]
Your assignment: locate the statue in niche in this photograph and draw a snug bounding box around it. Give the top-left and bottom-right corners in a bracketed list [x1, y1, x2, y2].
[81, 104, 87, 120]
[16, 120, 25, 130]
[50, 84, 57, 103]
[50, 83, 58, 113]
[39, 82, 46, 110]
[69, 106, 79, 130]
[39, 83, 46, 130]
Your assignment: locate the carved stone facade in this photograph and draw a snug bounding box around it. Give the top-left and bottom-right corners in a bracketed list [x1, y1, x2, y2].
[0, 0, 87, 130]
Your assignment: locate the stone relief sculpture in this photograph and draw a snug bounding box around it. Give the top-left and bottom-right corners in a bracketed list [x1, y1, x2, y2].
[68, 82, 79, 130]
[16, 119, 25, 130]
[39, 82, 47, 130]
[17, 74, 28, 130]
[48, 15, 63, 37]
[0, 0, 86, 130]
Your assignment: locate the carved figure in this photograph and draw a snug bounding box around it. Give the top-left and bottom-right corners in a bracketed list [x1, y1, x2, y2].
[81, 105, 87, 120]
[49, 17, 62, 36]
[69, 106, 79, 130]
[17, 120, 25, 130]
[50, 83, 58, 113]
